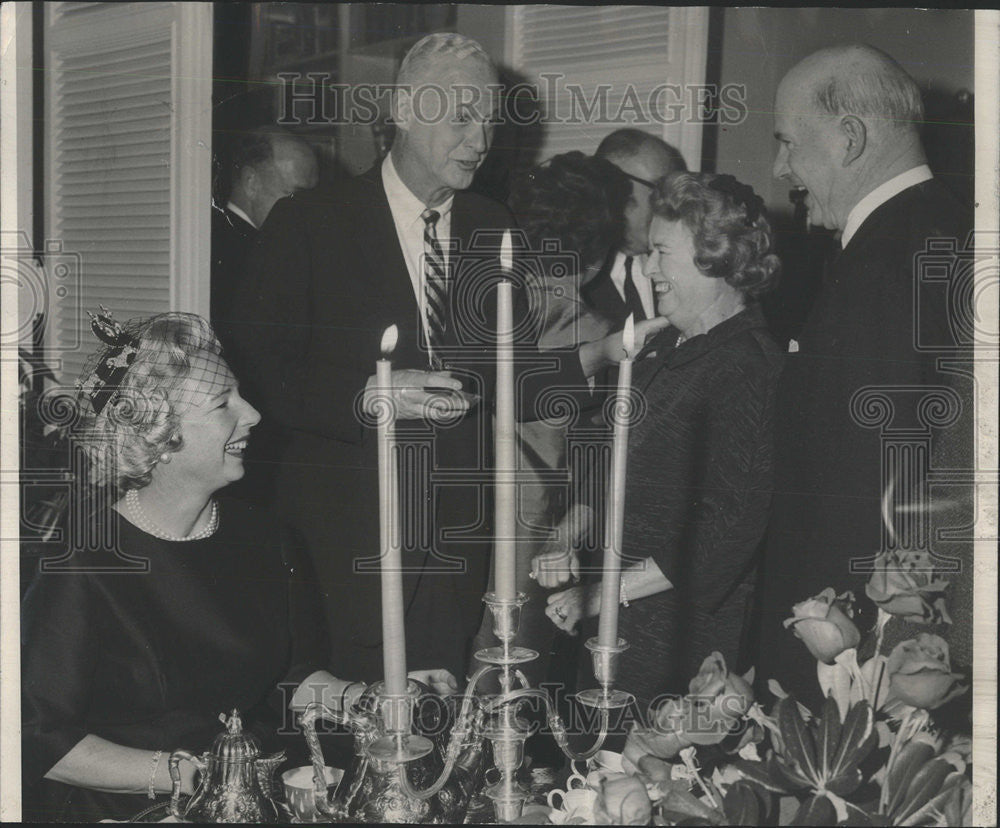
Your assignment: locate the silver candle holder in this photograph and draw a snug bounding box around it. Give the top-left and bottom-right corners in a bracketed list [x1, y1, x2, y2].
[366, 590, 634, 823]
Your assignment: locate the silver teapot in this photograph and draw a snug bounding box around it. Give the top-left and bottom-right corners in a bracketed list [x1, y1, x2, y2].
[168, 709, 285, 823]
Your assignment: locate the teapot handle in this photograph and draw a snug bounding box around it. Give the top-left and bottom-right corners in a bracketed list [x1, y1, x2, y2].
[168, 749, 205, 818]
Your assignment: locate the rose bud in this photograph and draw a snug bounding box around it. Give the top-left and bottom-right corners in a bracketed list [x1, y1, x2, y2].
[886, 633, 968, 710]
[594, 774, 652, 826]
[625, 698, 692, 762]
[683, 652, 754, 745]
[783, 588, 861, 664]
[865, 550, 952, 625]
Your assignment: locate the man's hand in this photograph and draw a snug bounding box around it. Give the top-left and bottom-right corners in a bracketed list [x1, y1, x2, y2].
[408, 668, 460, 696]
[633, 316, 671, 351]
[364, 369, 473, 421]
[545, 584, 600, 634]
[530, 504, 593, 588]
[531, 548, 579, 589]
[579, 317, 670, 376]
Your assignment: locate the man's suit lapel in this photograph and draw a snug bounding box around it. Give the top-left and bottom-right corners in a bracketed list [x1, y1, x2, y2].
[352, 166, 425, 362]
[583, 247, 627, 326]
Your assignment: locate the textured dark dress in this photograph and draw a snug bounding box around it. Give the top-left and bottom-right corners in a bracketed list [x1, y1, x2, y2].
[607, 307, 783, 712]
[21, 497, 327, 823]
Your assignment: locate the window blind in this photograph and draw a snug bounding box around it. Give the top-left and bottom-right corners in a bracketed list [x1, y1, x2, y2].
[45, 2, 212, 385]
[508, 5, 708, 168]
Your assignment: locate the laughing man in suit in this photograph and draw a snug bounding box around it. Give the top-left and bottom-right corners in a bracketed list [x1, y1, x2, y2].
[584, 129, 687, 327]
[229, 34, 667, 683]
[759, 45, 973, 706]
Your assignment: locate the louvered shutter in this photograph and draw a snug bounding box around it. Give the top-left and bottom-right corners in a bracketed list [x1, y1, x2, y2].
[45, 2, 212, 384]
[507, 5, 708, 168]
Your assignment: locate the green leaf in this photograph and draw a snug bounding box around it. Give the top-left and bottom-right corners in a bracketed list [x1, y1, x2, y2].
[722, 780, 762, 826]
[659, 786, 724, 824]
[894, 757, 960, 824]
[830, 701, 877, 780]
[838, 799, 877, 827]
[770, 752, 816, 792]
[731, 757, 799, 794]
[793, 794, 838, 825]
[825, 767, 864, 798]
[777, 696, 820, 785]
[816, 695, 843, 781]
[897, 773, 967, 827]
[884, 738, 936, 818]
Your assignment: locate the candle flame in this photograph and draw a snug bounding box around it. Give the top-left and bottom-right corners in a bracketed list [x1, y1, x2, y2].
[380, 325, 398, 356]
[622, 314, 636, 357]
[500, 230, 513, 273]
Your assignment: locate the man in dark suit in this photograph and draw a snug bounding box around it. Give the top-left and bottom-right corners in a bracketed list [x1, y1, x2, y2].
[584, 129, 687, 328]
[759, 45, 974, 706]
[211, 128, 318, 326]
[228, 34, 662, 683]
[213, 128, 318, 509]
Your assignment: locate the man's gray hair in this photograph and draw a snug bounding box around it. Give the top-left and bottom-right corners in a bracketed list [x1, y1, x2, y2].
[396, 32, 496, 87]
[812, 45, 924, 130]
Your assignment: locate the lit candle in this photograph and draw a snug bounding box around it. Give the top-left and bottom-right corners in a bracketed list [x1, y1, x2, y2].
[598, 315, 635, 648]
[494, 231, 517, 601]
[377, 325, 407, 696]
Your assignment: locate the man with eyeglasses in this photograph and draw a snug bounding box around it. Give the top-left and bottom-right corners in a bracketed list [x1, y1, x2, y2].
[585, 129, 688, 327]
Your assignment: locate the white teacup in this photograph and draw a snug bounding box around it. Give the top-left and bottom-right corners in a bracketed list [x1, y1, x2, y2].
[592, 749, 624, 773]
[281, 765, 344, 822]
[547, 786, 598, 818]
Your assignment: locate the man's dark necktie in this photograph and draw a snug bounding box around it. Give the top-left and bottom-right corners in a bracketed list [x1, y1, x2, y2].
[421, 208, 449, 364]
[622, 255, 647, 321]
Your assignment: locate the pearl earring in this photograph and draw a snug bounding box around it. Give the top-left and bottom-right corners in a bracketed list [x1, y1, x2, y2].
[159, 452, 172, 464]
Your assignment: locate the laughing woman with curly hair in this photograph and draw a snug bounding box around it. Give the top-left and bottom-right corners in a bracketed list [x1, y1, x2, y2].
[20, 312, 455, 822]
[538, 172, 784, 710]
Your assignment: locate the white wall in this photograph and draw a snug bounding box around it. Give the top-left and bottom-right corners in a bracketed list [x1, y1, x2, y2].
[714, 8, 975, 215]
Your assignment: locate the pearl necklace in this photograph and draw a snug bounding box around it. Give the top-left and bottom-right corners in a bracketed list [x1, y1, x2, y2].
[125, 489, 219, 542]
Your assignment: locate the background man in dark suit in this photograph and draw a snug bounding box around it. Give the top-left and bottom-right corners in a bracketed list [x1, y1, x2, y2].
[584, 129, 687, 327]
[211, 128, 318, 326]
[228, 34, 661, 683]
[758, 45, 973, 705]
[212, 128, 318, 509]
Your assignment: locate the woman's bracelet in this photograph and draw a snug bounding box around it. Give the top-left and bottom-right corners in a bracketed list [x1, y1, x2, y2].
[340, 681, 365, 711]
[147, 749, 163, 800]
[620, 577, 631, 608]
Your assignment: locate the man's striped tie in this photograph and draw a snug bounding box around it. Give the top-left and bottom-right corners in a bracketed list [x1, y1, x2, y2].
[421, 208, 449, 362]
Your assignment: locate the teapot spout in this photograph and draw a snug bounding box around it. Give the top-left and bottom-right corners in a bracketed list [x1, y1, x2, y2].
[254, 751, 287, 802]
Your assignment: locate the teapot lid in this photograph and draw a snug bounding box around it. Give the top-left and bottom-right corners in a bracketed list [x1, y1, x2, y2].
[210, 709, 261, 762]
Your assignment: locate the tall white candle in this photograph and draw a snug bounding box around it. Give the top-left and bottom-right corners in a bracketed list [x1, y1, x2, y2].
[377, 325, 407, 696]
[598, 315, 635, 648]
[494, 231, 517, 601]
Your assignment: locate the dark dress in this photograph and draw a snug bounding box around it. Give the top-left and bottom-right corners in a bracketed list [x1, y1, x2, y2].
[605, 307, 783, 713]
[20, 497, 327, 823]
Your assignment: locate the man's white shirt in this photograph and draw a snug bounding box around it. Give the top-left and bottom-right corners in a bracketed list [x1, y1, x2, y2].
[841, 164, 932, 249]
[226, 201, 257, 230]
[609, 250, 656, 319]
[382, 154, 454, 356]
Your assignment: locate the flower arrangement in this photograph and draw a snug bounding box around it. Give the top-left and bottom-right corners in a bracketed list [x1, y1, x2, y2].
[583, 550, 971, 826]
